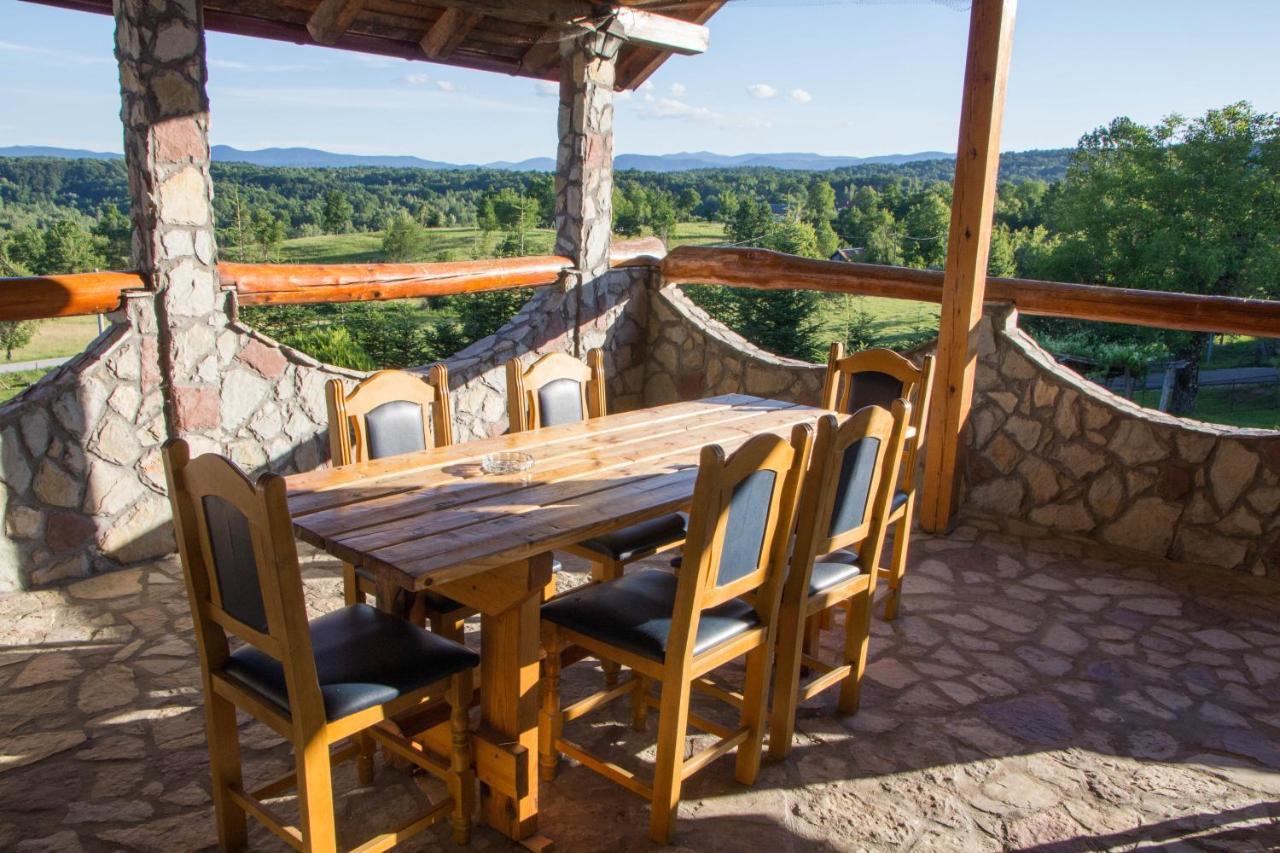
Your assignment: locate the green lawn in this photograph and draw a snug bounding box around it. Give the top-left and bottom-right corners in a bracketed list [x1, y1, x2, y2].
[818, 293, 941, 350]
[273, 228, 558, 265]
[7, 315, 104, 363]
[666, 221, 726, 248]
[1133, 384, 1279, 430]
[0, 369, 50, 403]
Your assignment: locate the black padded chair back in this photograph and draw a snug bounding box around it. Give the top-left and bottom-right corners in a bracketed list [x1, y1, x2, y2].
[844, 371, 904, 414]
[714, 469, 777, 588]
[827, 437, 882, 539]
[363, 399, 428, 460]
[202, 494, 269, 633]
[537, 378, 586, 427]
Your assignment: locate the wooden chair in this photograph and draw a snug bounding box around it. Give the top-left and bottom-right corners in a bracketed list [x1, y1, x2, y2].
[163, 439, 478, 852]
[768, 401, 911, 760]
[326, 365, 471, 641]
[821, 344, 935, 619]
[506, 349, 688, 588]
[539, 425, 811, 844]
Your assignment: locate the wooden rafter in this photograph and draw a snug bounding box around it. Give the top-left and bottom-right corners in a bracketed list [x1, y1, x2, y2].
[604, 7, 708, 56]
[615, 0, 725, 89]
[420, 8, 483, 59]
[307, 0, 365, 45]
[520, 31, 565, 76]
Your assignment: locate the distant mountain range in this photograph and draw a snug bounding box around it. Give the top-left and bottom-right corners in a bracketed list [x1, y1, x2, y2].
[0, 145, 954, 173]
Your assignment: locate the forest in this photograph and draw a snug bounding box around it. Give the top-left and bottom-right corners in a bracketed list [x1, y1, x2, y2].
[0, 102, 1276, 423]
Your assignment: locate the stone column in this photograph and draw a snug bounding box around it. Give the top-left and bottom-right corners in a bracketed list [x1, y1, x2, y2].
[115, 0, 223, 446]
[554, 30, 620, 282]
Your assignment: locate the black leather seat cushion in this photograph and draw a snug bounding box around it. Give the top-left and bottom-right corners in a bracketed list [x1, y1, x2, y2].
[577, 513, 687, 563]
[223, 604, 478, 722]
[890, 489, 909, 515]
[541, 570, 759, 662]
[845, 371, 905, 414]
[809, 560, 864, 595]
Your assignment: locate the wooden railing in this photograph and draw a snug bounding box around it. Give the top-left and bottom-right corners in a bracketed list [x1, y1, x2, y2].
[1, 239, 1276, 339]
[0, 238, 666, 321]
[661, 246, 1280, 338]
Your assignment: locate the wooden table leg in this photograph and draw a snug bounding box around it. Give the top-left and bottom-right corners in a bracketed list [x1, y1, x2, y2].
[436, 554, 553, 844]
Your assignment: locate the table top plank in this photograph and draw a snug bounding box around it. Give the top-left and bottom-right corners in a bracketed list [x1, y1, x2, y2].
[286, 395, 822, 591]
[287, 394, 770, 513]
[295, 397, 803, 538]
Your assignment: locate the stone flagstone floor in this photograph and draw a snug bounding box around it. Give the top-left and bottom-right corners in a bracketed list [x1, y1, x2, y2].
[2, 516, 1279, 851]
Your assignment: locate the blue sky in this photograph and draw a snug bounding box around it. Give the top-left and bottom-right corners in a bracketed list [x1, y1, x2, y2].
[1, 0, 1278, 163]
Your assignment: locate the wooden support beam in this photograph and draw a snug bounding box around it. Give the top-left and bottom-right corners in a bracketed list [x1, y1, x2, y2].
[920, 0, 1018, 533]
[604, 7, 709, 55]
[520, 31, 564, 75]
[307, 0, 365, 45]
[420, 8, 482, 59]
[615, 1, 725, 90]
[427, 0, 599, 27]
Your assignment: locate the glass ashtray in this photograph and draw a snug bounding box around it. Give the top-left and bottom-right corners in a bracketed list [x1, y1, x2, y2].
[481, 451, 534, 475]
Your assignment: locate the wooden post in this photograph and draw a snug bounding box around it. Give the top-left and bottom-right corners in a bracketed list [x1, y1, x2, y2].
[920, 0, 1018, 533]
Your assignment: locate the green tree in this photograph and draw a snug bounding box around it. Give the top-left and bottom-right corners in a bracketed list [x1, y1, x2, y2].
[900, 191, 950, 269]
[0, 321, 37, 360]
[382, 211, 429, 262]
[322, 189, 354, 234]
[94, 204, 132, 269]
[1044, 102, 1280, 412]
[251, 209, 286, 261]
[42, 217, 104, 273]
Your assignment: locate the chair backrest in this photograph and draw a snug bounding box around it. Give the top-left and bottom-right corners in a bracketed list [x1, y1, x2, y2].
[785, 401, 911, 604]
[821, 344, 935, 492]
[665, 424, 812, 666]
[163, 439, 322, 720]
[326, 365, 453, 465]
[505, 349, 606, 432]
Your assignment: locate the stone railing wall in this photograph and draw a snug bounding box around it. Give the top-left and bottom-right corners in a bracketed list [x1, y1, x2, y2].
[0, 268, 648, 591]
[962, 307, 1280, 577]
[639, 284, 1279, 578]
[641, 283, 823, 405]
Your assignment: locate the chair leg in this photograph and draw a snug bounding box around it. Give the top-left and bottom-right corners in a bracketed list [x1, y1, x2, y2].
[882, 510, 912, 621]
[768, 599, 806, 761]
[204, 687, 248, 851]
[838, 587, 874, 715]
[802, 612, 822, 660]
[648, 679, 692, 845]
[539, 627, 563, 782]
[354, 732, 375, 786]
[447, 670, 475, 846]
[631, 674, 649, 731]
[342, 562, 361, 607]
[592, 558, 625, 688]
[734, 644, 771, 786]
[429, 610, 466, 643]
[296, 730, 338, 853]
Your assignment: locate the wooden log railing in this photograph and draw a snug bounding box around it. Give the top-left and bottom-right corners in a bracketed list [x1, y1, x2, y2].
[2, 239, 1277, 339]
[0, 238, 666, 322]
[660, 246, 1280, 339]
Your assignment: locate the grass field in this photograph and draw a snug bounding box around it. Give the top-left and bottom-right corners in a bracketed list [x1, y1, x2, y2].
[7, 315, 104, 363]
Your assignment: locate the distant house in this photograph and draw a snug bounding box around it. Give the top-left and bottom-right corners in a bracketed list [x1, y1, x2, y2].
[830, 247, 866, 263]
[768, 202, 789, 220]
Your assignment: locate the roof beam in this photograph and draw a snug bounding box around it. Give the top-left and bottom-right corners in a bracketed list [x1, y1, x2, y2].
[308, 0, 365, 45]
[427, 0, 601, 27]
[420, 8, 483, 59]
[520, 31, 564, 76]
[604, 7, 708, 55]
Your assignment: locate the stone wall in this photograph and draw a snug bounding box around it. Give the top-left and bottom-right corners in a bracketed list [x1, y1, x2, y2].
[638, 286, 1279, 577]
[962, 307, 1280, 577]
[642, 284, 823, 405]
[0, 268, 649, 592]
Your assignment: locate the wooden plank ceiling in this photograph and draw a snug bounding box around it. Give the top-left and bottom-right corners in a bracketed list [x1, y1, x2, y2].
[21, 0, 725, 90]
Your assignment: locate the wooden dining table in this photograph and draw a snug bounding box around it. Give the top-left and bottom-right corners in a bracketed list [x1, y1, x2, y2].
[284, 393, 822, 845]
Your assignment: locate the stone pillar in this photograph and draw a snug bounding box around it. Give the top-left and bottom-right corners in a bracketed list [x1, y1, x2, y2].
[554, 30, 620, 281]
[115, 0, 222, 446]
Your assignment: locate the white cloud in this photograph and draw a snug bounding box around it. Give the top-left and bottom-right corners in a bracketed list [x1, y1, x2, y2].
[746, 83, 777, 100]
[631, 96, 770, 131]
[436, 80, 456, 92]
[639, 81, 656, 92]
[401, 73, 431, 86]
[669, 82, 687, 97]
[534, 81, 559, 98]
[0, 40, 112, 66]
[209, 59, 317, 73]
[790, 88, 813, 105]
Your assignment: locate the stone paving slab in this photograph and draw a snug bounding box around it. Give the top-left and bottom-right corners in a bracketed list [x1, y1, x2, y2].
[2, 518, 1279, 851]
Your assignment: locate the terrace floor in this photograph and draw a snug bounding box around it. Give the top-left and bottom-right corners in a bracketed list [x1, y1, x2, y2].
[2, 517, 1279, 852]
